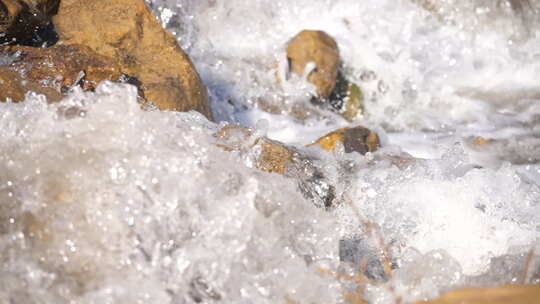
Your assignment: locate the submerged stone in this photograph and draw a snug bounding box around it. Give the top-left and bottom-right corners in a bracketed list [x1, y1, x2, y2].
[255, 137, 293, 174]
[472, 136, 493, 147]
[52, 0, 212, 119]
[343, 82, 364, 120]
[214, 125, 338, 208]
[213, 125, 293, 175]
[339, 237, 390, 281]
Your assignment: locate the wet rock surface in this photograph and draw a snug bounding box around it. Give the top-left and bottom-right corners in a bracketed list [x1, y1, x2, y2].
[0, 66, 61, 102]
[214, 125, 339, 208]
[0, 0, 59, 45]
[328, 72, 365, 120]
[281, 30, 365, 121]
[52, 0, 212, 119]
[309, 126, 380, 154]
[213, 125, 294, 175]
[286, 30, 340, 99]
[1, 44, 122, 92]
[418, 284, 540, 304]
[1, 1, 539, 303]
[255, 137, 293, 174]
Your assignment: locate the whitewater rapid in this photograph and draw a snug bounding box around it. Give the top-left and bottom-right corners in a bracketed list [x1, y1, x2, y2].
[1, 0, 540, 303]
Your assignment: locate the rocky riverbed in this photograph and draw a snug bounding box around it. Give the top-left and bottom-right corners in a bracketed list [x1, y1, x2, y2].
[1, 0, 540, 303]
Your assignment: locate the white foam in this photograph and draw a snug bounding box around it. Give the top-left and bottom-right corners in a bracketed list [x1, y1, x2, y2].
[1, 0, 540, 303]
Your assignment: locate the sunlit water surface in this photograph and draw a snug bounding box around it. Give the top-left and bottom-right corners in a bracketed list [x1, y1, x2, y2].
[1, 0, 540, 303]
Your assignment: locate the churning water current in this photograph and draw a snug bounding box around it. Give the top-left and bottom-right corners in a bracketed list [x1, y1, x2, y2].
[1, 0, 540, 303]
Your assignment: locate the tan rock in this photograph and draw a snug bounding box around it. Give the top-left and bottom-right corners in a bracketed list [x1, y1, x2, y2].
[253, 136, 336, 208]
[52, 0, 212, 119]
[214, 125, 337, 208]
[213, 124, 254, 152]
[286, 30, 340, 99]
[213, 125, 293, 175]
[3, 44, 122, 91]
[0, 66, 61, 102]
[255, 138, 293, 174]
[0, 0, 59, 44]
[472, 136, 492, 146]
[308, 126, 380, 154]
[417, 284, 540, 304]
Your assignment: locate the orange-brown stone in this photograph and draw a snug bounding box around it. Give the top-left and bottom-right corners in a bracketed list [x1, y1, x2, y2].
[0, 66, 61, 102]
[417, 284, 540, 304]
[286, 30, 340, 99]
[53, 0, 212, 119]
[309, 126, 380, 154]
[3, 44, 122, 91]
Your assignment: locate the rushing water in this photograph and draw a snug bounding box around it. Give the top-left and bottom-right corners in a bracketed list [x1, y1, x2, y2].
[1, 0, 540, 303]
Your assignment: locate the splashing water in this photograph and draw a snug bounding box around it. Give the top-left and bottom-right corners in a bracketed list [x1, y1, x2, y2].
[1, 0, 540, 303]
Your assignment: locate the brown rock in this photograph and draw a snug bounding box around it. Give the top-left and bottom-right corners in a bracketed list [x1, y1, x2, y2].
[0, 66, 61, 102]
[417, 284, 540, 304]
[252, 136, 337, 208]
[0, 0, 59, 44]
[255, 138, 293, 174]
[472, 136, 492, 146]
[286, 30, 340, 99]
[308, 126, 380, 154]
[214, 125, 337, 208]
[52, 0, 212, 119]
[213, 124, 254, 152]
[3, 44, 122, 91]
[213, 125, 293, 175]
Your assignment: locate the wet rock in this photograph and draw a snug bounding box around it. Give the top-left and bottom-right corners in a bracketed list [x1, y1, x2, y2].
[52, 0, 212, 120]
[283, 30, 365, 121]
[254, 137, 293, 174]
[328, 72, 365, 120]
[472, 136, 492, 147]
[2, 44, 122, 92]
[213, 125, 292, 174]
[213, 124, 255, 152]
[189, 276, 222, 303]
[214, 125, 338, 208]
[308, 126, 380, 154]
[418, 284, 540, 304]
[0, 0, 59, 45]
[286, 30, 339, 99]
[0, 66, 61, 102]
[252, 137, 338, 208]
[339, 237, 390, 281]
[343, 82, 364, 119]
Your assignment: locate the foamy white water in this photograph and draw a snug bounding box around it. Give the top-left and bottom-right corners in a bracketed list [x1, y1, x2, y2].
[1, 0, 540, 303]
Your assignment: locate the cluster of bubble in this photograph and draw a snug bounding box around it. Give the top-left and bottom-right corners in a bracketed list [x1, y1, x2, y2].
[1, 0, 539, 303]
[0, 83, 346, 303]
